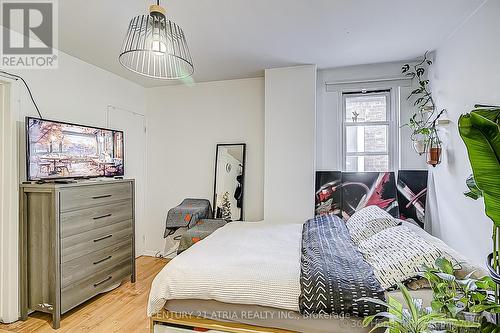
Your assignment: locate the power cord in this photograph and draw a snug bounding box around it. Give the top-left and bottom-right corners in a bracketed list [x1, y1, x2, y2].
[0, 70, 43, 119]
[155, 249, 178, 258]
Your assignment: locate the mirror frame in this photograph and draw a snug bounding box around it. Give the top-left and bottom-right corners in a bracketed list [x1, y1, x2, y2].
[212, 143, 246, 221]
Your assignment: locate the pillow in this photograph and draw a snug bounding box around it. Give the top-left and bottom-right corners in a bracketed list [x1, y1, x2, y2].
[346, 205, 400, 244]
[400, 220, 487, 278]
[358, 225, 456, 290]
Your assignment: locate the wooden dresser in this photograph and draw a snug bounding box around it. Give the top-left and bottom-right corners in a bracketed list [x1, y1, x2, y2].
[19, 179, 136, 329]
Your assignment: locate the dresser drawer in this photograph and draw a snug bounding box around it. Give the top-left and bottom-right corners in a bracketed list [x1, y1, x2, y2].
[62, 239, 132, 288]
[61, 201, 133, 238]
[61, 259, 132, 313]
[62, 219, 132, 263]
[60, 182, 132, 212]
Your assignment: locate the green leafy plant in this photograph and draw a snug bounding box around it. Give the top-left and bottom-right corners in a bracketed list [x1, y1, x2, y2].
[402, 51, 434, 111]
[481, 321, 500, 333]
[422, 257, 500, 319]
[458, 107, 500, 273]
[422, 257, 463, 317]
[401, 52, 445, 156]
[464, 174, 484, 200]
[361, 283, 480, 333]
[458, 275, 499, 314]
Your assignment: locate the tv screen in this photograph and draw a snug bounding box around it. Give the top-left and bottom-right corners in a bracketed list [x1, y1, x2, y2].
[26, 117, 124, 181]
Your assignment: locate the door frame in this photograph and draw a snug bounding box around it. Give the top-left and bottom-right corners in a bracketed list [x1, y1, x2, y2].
[0, 80, 21, 323]
[106, 105, 147, 257]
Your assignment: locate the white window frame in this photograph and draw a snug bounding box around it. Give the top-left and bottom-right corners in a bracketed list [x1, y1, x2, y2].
[341, 90, 397, 172]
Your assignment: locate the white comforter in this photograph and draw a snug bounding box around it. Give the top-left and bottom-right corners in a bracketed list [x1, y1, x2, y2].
[147, 222, 304, 315]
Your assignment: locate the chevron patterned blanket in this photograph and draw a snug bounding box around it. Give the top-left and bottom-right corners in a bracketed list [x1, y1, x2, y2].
[299, 214, 386, 317]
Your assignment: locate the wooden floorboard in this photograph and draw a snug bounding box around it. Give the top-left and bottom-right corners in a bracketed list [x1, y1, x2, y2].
[0, 256, 168, 333]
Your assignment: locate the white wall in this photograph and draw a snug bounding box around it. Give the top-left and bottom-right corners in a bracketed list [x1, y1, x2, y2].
[9, 56, 145, 130]
[145, 78, 264, 255]
[7, 50, 146, 182]
[0, 47, 146, 322]
[316, 62, 428, 171]
[264, 65, 316, 223]
[429, 0, 499, 266]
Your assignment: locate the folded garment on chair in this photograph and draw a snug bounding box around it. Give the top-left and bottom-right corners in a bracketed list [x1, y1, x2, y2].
[164, 199, 212, 237]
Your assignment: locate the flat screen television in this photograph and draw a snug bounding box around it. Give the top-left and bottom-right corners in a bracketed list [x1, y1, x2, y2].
[26, 117, 124, 181]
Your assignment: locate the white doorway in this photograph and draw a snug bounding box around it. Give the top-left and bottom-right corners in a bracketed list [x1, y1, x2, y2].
[107, 106, 147, 257]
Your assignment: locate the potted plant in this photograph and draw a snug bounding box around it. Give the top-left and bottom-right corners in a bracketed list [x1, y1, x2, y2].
[458, 107, 500, 285]
[360, 283, 480, 333]
[427, 127, 442, 167]
[421, 258, 464, 319]
[402, 52, 445, 165]
[421, 257, 500, 332]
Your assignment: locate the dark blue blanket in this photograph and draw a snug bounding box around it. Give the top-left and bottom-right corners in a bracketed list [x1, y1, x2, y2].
[299, 214, 385, 317]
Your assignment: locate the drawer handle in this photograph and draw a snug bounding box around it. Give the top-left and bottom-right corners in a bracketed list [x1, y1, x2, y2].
[92, 194, 112, 199]
[93, 255, 112, 265]
[93, 234, 112, 242]
[93, 214, 112, 220]
[93, 276, 112, 287]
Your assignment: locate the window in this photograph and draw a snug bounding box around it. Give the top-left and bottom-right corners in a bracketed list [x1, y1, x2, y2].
[342, 91, 394, 172]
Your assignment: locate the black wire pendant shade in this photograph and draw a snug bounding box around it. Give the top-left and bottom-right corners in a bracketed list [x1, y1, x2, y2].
[119, 1, 194, 80]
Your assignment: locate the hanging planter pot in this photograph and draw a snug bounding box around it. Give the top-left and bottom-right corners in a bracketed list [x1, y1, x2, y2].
[427, 147, 442, 166]
[427, 129, 442, 167]
[410, 128, 429, 155]
[413, 140, 427, 155]
[412, 132, 429, 155]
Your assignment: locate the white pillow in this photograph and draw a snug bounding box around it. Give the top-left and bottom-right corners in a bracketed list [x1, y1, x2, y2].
[346, 205, 399, 244]
[358, 225, 456, 290]
[400, 220, 487, 278]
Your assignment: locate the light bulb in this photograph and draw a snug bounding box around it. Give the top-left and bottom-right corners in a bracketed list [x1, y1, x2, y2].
[151, 39, 167, 55]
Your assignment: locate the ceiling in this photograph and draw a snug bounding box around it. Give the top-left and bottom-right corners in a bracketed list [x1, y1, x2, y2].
[58, 0, 485, 87]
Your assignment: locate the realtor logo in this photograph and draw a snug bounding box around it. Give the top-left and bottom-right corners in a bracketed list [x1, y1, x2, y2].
[1, 0, 58, 68]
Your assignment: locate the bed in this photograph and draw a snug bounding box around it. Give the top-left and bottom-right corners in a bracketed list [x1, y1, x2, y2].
[148, 210, 483, 333]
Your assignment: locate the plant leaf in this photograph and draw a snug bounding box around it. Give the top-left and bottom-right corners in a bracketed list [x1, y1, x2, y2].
[435, 257, 454, 274]
[458, 108, 500, 227]
[397, 283, 418, 321]
[465, 174, 484, 200]
[435, 272, 456, 281]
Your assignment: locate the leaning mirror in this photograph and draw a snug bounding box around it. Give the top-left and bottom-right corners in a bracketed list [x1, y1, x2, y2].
[213, 143, 246, 221]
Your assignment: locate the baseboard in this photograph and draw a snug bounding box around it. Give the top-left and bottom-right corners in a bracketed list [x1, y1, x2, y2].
[141, 250, 162, 257]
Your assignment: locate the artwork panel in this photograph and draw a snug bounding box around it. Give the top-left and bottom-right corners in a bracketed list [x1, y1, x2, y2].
[315, 171, 342, 216]
[341, 172, 399, 219]
[397, 170, 429, 228]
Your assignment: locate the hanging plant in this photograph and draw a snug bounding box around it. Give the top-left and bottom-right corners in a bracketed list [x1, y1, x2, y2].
[401, 51, 445, 163]
[427, 127, 442, 167]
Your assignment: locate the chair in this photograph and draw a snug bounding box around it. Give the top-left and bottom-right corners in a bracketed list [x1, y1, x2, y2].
[164, 199, 213, 237]
[177, 219, 228, 254]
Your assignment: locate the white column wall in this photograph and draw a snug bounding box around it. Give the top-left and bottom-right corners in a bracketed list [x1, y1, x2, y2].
[264, 65, 317, 223]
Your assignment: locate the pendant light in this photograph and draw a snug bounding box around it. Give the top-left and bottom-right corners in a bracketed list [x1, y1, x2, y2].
[119, 1, 194, 80]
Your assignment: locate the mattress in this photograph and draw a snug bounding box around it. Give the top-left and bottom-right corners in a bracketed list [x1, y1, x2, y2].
[163, 288, 434, 333]
[148, 218, 485, 330]
[148, 221, 304, 315]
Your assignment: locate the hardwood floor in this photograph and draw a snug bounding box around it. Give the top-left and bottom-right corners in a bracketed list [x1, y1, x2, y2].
[0, 256, 169, 333]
